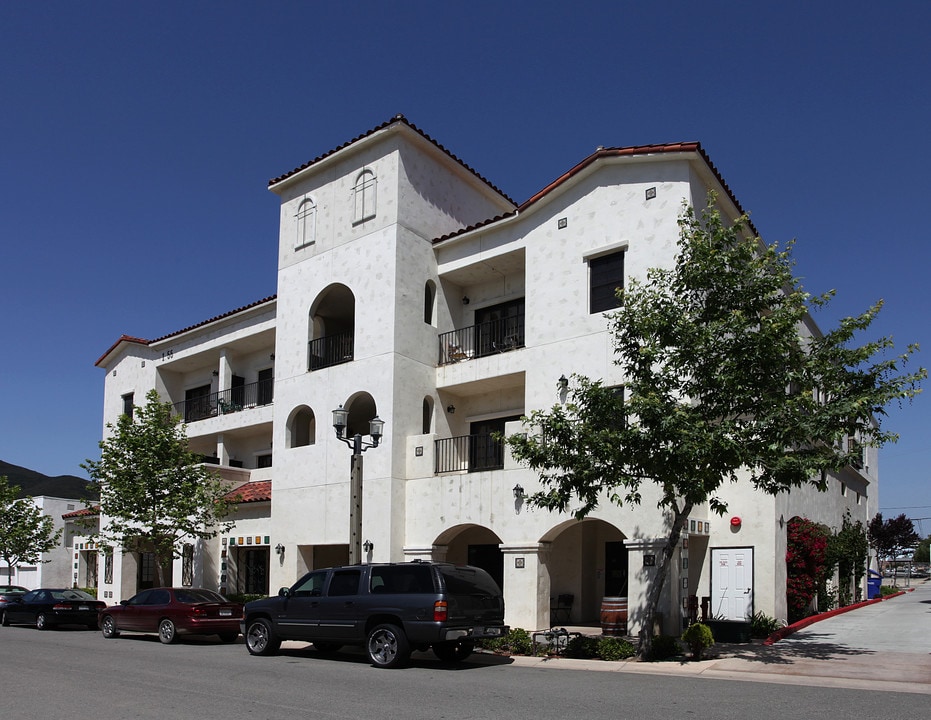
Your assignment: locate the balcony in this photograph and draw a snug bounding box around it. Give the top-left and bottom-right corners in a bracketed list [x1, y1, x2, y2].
[438, 315, 525, 366]
[434, 434, 506, 474]
[173, 378, 274, 424]
[308, 332, 354, 371]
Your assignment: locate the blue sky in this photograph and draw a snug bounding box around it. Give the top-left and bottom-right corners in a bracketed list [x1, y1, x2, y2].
[1, 1, 928, 531]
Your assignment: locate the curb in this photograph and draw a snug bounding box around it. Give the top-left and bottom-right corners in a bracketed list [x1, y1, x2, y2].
[763, 586, 914, 645]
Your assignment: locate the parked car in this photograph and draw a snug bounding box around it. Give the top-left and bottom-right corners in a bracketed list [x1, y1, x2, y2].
[99, 587, 243, 644]
[242, 561, 508, 668]
[1, 588, 105, 629]
[0, 585, 29, 609]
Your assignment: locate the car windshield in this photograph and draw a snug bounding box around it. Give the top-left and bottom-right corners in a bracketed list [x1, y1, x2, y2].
[1, 586, 28, 593]
[175, 589, 226, 604]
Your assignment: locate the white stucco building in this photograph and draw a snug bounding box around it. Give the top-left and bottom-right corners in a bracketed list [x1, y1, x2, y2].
[1, 495, 85, 589]
[89, 116, 876, 633]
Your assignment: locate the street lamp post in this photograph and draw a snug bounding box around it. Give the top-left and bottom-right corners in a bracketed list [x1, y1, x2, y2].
[332, 405, 384, 565]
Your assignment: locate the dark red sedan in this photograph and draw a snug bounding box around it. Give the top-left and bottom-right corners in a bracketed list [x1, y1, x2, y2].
[99, 587, 243, 644]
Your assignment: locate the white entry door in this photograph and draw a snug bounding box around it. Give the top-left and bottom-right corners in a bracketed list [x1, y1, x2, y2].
[710, 547, 754, 621]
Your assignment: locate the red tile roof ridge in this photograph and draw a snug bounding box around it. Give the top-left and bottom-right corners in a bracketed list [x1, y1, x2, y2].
[62, 506, 98, 519]
[224, 479, 272, 504]
[267, 114, 516, 205]
[95, 294, 276, 367]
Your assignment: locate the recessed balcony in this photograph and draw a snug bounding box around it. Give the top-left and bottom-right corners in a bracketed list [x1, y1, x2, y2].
[438, 313, 525, 366]
[173, 378, 274, 423]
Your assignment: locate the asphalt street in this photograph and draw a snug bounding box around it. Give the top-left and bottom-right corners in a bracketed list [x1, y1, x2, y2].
[1, 583, 927, 720]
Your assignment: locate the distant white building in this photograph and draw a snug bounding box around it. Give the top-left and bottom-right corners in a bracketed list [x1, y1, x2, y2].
[89, 116, 876, 631]
[1, 496, 84, 589]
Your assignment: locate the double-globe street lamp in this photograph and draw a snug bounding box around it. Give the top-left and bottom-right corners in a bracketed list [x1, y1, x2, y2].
[332, 405, 384, 565]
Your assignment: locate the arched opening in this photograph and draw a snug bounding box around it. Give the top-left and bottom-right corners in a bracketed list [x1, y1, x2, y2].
[435, 524, 504, 593]
[337, 392, 379, 438]
[308, 283, 355, 370]
[541, 518, 627, 624]
[287, 406, 316, 448]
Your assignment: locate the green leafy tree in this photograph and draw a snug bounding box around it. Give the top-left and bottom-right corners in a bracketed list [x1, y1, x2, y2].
[0, 476, 62, 585]
[82, 389, 236, 586]
[508, 196, 924, 656]
[868, 512, 920, 585]
[825, 511, 869, 606]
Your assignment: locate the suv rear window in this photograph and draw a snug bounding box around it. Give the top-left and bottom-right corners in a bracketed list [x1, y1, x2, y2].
[369, 565, 435, 594]
[438, 565, 501, 596]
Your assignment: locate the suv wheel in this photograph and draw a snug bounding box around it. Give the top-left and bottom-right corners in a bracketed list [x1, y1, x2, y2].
[366, 623, 411, 669]
[433, 640, 475, 663]
[245, 618, 281, 656]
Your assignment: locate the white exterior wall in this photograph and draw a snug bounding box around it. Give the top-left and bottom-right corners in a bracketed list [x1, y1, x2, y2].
[89, 120, 877, 636]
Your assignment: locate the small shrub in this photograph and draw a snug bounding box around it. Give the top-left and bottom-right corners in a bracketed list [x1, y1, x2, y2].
[597, 636, 637, 661]
[681, 623, 714, 660]
[646, 634, 681, 661]
[565, 635, 600, 659]
[477, 628, 534, 655]
[749, 611, 782, 638]
[879, 585, 900, 597]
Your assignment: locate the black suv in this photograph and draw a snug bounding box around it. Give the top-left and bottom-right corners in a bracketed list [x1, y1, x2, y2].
[241, 561, 508, 668]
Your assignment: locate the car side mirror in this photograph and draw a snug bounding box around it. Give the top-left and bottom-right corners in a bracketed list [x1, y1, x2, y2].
[278, 587, 291, 598]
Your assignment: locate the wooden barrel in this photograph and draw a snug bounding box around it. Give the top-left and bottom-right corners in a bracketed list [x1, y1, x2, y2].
[600, 596, 628, 636]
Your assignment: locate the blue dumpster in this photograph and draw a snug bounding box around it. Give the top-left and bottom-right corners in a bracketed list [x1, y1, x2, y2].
[867, 569, 882, 599]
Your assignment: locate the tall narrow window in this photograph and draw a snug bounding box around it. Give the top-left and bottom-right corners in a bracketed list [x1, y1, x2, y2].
[352, 169, 377, 224]
[589, 251, 625, 313]
[122, 393, 134, 419]
[296, 198, 316, 248]
[424, 280, 436, 325]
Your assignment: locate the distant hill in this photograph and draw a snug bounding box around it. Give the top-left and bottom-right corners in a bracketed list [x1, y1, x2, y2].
[0, 460, 97, 501]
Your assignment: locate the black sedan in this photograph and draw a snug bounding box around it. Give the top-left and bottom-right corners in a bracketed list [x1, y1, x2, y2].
[1, 588, 106, 630]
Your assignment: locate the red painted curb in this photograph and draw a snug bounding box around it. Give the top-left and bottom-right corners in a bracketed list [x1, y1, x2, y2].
[763, 587, 913, 645]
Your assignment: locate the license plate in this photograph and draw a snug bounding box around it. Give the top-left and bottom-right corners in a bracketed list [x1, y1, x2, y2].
[78, 605, 89, 611]
[219, 608, 232, 616]
[486, 627, 504, 636]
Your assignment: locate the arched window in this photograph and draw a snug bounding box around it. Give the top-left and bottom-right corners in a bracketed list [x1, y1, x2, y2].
[352, 169, 376, 224]
[423, 280, 436, 325]
[288, 406, 316, 448]
[422, 397, 434, 434]
[296, 197, 316, 248]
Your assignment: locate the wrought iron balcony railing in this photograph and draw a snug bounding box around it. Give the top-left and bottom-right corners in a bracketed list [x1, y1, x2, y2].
[308, 332, 354, 371]
[173, 378, 274, 423]
[434, 434, 506, 474]
[438, 315, 524, 366]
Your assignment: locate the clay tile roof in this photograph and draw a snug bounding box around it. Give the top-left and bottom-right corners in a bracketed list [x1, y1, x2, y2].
[268, 114, 516, 205]
[224, 480, 271, 504]
[62, 506, 99, 519]
[96, 295, 276, 367]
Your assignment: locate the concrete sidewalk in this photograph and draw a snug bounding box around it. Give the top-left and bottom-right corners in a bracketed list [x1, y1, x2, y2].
[478, 580, 931, 694]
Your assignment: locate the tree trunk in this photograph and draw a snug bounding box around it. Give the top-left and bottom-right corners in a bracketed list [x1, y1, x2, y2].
[638, 500, 693, 659]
